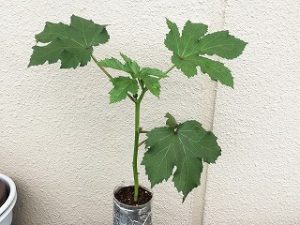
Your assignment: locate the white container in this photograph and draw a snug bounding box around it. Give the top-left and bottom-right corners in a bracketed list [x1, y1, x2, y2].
[0, 174, 17, 225]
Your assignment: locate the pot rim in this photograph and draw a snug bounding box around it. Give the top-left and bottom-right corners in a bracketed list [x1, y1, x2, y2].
[0, 193, 17, 223]
[113, 184, 153, 209]
[0, 174, 17, 216]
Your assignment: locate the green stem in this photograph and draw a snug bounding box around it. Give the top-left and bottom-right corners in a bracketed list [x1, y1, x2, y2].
[138, 139, 146, 147]
[133, 102, 141, 202]
[165, 64, 176, 75]
[158, 65, 176, 81]
[139, 130, 149, 133]
[91, 55, 113, 80]
[132, 65, 175, 201]
[133, 89, 147, 202]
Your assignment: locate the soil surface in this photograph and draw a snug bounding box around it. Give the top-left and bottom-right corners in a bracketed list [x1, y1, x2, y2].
[115, 186, 152, 206]
[0, 180, 8, 208]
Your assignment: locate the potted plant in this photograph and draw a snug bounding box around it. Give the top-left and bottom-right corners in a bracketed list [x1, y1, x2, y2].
[28, 15, 246, 224]
[0, 174, 17, 225]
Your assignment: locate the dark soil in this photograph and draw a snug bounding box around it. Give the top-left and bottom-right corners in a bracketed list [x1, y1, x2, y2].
[0, 180, 8, 208]
[115, 186, 152, 206]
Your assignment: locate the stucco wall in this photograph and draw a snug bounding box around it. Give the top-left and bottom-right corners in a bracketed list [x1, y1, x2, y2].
[203, 0, 300, 225]
[0, 0, 299, 225]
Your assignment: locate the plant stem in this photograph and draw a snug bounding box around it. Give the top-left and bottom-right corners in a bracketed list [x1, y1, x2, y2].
[91, 55, 113, 80]
[132, 65, 176, 201]
[132, 89, 147, 202]
[158, 65, 176, 81]
[133, 101, 141, 202]
[139, 130, 149, 133]
[91, 54, 136, 103]
[165, 64, 176, 75]
[138, 139, 146, 147]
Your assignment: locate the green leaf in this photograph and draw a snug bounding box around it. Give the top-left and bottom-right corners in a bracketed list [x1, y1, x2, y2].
[142, 76, 161, 97]
[165, 19, 207, 78]
[171, 54, 199, 77]
[164, 19, 247, 87]
[120, 53, 141, 76]
[109, 76, 139, 103]
[99, 54, 141, 78]
[35, 22, 70, 43]
[99, 54, 167, 97]
[197, 57, 233, 87]
[140, 67, 167, 79]
[29, 15, 109, 68]
[98, 57, 130, 72]
[165, 19, 181, 53]
[198, 31, 247, 59]
[142, 118, 221, 200]
[172, 55, 234, 87]
[139, 67, 167, 97]
[69, 15, 109, 46]
[179, 20, 208, 56]
[165, 113, 178, 128]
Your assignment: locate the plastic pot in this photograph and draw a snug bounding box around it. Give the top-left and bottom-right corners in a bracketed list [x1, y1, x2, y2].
[0, 174, 17, 225]
[113, 185, 152, 225]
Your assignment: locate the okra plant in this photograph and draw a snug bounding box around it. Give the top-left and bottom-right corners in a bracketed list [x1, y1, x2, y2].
[29, 15, 247, 202]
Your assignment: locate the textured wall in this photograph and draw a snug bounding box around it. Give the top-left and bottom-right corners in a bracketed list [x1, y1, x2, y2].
[0, 0, 223, 225]
[203, 0, 300, 225]
[1, 0, 299, 225]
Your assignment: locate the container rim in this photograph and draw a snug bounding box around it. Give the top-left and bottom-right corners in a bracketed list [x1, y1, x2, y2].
[113, 184, 153, 210]
[0, 193, 17, 223]
[0, 174, 17, 216]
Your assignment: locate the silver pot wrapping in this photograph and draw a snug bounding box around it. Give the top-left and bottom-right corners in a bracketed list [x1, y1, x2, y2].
[113, 186, 152, 225]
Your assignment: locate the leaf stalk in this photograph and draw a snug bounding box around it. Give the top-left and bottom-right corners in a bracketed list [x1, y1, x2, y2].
[138, 139, 146, 147]
[165, 64, 176, 75]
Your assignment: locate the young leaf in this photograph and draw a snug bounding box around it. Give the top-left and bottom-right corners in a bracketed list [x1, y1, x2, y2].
[164, 19, 247, 87]
[140, 67, 168, 79]
[98, 57, 130, 72]
[165, 113, 178, 128]
[100, 54, 167, 97]
[142, 76, 161, 97]
[100, 54, 141, 78]
[198, 31, 247, 59]
[142, 118, 221, 201]
[120, 53, 141, 76]
[109, 77, 139, 103]
[139, 67, 167, 97]
[29, 15, 109, 68]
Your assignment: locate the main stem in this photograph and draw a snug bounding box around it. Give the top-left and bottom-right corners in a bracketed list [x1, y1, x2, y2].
[133, 101, 141, 202]
[132, 65, 175, 202]
[133, 89, 146, 202]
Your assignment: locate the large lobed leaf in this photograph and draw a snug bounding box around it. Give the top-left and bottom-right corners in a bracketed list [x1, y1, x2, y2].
[164, 19, 247, 87]
[29, 15, 109, 68]
[142, 113, 221, 201]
